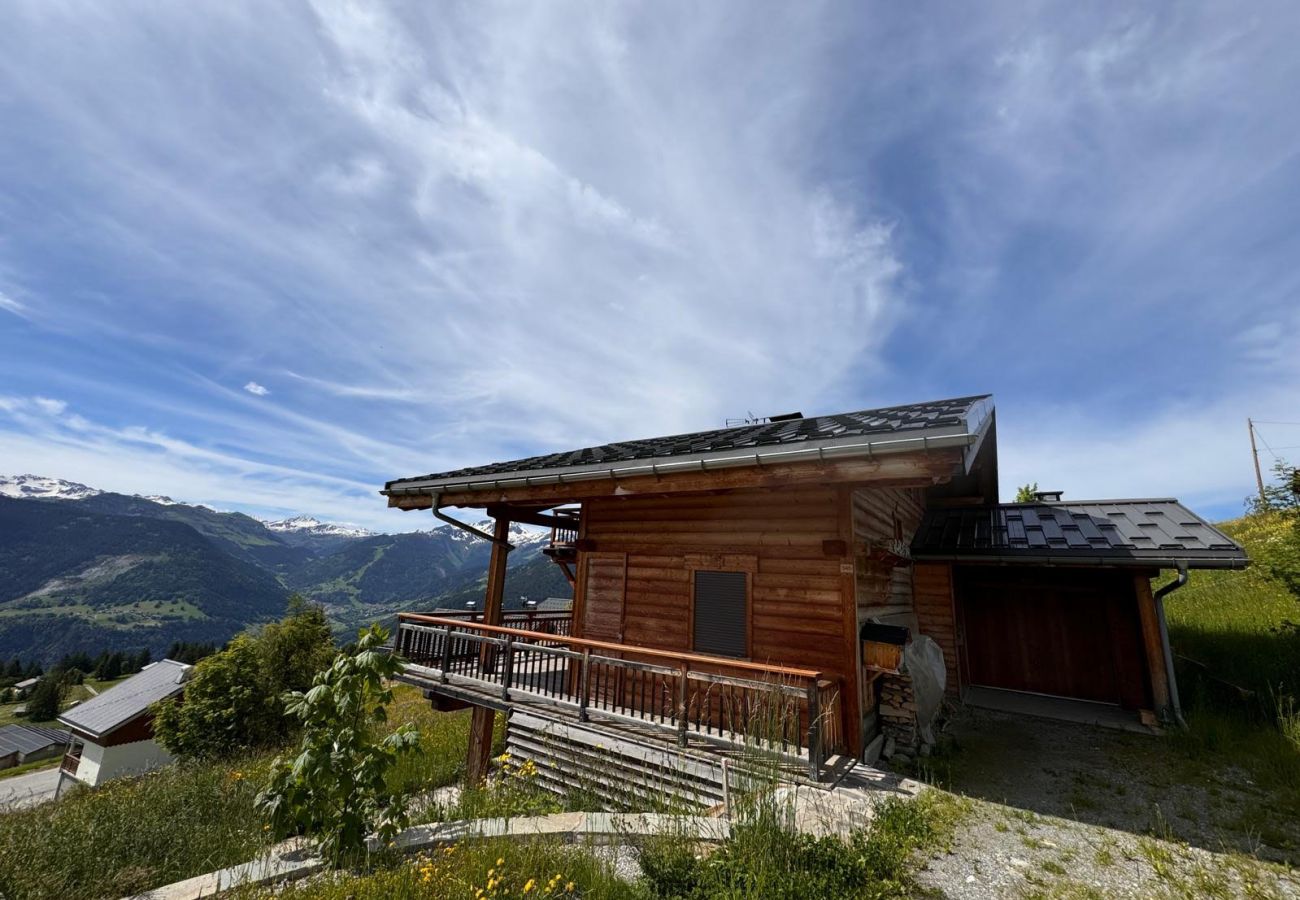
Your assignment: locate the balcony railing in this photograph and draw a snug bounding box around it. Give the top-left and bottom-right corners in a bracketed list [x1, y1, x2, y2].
[416, 609, 573, 636]
[395, 613, 843, 781]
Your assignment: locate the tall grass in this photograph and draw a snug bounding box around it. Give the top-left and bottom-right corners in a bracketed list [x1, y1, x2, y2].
[0, 683, 484, 900]
[1160, 511, 1300, 846]
[227, 836, 643, 900]
[0, 754, 274, 900]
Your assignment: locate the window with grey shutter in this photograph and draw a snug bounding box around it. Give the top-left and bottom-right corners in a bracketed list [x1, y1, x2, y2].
[693, 570, 747, 658]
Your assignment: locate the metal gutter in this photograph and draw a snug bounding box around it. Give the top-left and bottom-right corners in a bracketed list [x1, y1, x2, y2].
[383, 427, 985, 497]
[431, 495, 513, 550]
[907, 553, 1248, 570]
[1153, 563, 1190, 728]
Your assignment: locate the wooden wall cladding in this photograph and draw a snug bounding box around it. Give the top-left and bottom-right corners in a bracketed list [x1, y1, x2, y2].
[912, 562, 961, 696]
[577, 487, 851, 679]
[851, 487, 925, 623]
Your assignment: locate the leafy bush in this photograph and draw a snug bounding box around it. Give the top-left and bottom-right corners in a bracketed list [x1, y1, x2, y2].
[257, 625, 421, 866]
[154, 598, 336, 758]
[0, 754, 273, 900]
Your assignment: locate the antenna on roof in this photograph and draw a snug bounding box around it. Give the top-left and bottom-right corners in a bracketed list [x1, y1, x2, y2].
[725, 411, 803, 427]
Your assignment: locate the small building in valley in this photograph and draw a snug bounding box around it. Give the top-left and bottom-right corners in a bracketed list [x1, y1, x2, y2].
[56, 659, 190, 792]
[0, 724, 70, 770]
[382, 395, 1248, 796]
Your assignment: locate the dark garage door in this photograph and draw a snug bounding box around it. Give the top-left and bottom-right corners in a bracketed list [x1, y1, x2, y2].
[956, 568, 1150, 709]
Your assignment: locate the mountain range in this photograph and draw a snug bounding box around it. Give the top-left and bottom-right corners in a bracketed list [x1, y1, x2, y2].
[0, 475, 571, 663]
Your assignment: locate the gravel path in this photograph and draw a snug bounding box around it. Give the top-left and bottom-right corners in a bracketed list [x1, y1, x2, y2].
[916, 797, 1300, 899]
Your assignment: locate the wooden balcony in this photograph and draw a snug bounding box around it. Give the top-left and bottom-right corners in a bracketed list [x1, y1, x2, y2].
[395, 613, 844, 781]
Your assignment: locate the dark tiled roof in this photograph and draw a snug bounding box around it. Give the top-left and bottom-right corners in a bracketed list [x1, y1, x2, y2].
[58, 660, 190, 739]
[0, 724, 69, 756]
[912, 500, 1248, 569]
[386, 395, 991, 491]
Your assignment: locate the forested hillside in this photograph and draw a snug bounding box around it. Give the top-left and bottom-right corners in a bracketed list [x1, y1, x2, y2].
[0, 481, 570, 662]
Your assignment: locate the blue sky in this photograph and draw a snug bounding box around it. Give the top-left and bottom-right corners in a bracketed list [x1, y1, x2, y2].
[1, 2, 1298, 531]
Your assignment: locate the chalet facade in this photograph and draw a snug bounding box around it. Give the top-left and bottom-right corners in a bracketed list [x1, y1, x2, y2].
[56, 659, 190, 792]
[384, 396, 1246, 788]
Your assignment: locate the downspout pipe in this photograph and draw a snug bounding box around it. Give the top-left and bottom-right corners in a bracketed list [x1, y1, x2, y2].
[431, 494, 514, 550]
[1153, 563, 1189, 729]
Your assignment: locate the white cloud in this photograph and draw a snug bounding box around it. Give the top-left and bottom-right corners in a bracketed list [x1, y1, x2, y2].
[0, 290, 25, 316]
[243, 381, 270, 397]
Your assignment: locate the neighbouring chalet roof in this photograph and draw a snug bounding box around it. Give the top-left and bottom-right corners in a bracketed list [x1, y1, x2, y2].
[58, 659, 191, 740]
[912, 499, 1248, 569]
[0, 724, 69, 757]
[535, 597, 574, 612]
[384, 394, 994, 496]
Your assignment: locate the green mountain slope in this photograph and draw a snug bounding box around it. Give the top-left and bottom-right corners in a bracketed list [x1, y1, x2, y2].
[0, 496, 291, 661]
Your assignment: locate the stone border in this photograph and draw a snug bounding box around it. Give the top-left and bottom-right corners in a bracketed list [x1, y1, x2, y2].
[129, 813, 732, 900]
[130, 767, 925, 900]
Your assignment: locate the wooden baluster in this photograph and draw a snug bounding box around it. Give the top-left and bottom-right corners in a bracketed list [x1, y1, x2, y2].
[805, 679, 822, 781]
[501, 634, 515, 700]
[440, 626, 453, 683]
[676, 662, 689, 747]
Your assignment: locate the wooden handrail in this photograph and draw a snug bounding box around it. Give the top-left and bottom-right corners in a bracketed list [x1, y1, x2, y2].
[397, 613, 823, 681]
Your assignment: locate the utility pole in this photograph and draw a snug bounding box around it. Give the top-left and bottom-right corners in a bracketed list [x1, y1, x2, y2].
[1248, 418, 1267, 505]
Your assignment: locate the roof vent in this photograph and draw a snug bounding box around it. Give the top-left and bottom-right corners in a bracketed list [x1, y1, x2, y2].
[1034, 490, 1064, 502]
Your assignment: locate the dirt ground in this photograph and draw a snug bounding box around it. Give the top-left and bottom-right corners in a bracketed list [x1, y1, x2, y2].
[904, 702, 1300, 884]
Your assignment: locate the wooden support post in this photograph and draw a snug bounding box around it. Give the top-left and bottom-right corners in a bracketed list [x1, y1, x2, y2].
[1134, 574, 1172, 721]
[466, 516, 512, 787]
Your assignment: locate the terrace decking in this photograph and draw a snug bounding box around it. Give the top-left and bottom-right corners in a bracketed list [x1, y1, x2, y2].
[395, 613, 847, 785]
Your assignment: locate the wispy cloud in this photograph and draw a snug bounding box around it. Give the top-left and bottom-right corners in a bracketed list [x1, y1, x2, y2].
[0, 3, 1296, 526]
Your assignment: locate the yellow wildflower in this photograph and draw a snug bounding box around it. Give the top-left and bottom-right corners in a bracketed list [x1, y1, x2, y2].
[523, 878, 536, 893]
[497, 858, 505, 867]
[565, 882, 575, 892]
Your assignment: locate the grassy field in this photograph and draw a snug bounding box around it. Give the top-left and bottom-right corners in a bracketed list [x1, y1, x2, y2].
[227, 791, 968, 900]
[0, 684, 478, 900]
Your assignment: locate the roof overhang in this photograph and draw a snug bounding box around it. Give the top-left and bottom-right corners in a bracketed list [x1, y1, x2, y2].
[911, 498, 1249, 571]
[384, 398, 995, 501]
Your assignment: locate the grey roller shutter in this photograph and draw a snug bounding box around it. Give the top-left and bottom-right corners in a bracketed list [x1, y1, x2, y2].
[693, 570, 747, 658]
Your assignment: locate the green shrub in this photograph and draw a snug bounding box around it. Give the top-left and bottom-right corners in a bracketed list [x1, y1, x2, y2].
[257, 624, 420, 866]
[0, 754, 273, 900]
[154, 598, 336, 759]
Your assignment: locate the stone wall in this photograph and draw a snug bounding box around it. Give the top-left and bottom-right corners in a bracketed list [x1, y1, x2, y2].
[878, 671, 919, 752]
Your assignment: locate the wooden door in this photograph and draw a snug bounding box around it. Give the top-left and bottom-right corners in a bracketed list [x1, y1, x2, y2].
[581, 552, 627, 643]
[957, 568, 1149, 708]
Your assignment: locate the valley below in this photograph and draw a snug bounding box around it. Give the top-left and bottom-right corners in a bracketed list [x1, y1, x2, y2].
[0, 476, 571, 663]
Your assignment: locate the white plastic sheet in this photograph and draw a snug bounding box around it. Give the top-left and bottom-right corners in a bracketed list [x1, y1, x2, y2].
[904, 635, 946, 745]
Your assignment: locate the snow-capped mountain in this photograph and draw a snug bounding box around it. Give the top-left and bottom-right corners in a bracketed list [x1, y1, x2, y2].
[263, 514, 376, 539]
[446, 518, 550, 546]
[0, 474, 102, 501]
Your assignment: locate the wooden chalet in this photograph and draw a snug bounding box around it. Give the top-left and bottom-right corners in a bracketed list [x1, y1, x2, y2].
[383, 395, 1247, 795]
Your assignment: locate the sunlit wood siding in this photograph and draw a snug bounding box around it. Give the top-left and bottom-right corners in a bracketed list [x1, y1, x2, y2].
[572, 486, 858, 753]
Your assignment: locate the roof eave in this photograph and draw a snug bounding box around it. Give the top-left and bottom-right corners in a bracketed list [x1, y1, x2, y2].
[383, 416, 994, 499]
[910, 552, 1250, 570]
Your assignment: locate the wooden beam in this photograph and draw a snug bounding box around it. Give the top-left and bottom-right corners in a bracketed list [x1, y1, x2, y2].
[466, 515, 512, 786]
[1134, 574, 1172, 720]
[386, 451, 962, 510]
[484, 504, 570, 529]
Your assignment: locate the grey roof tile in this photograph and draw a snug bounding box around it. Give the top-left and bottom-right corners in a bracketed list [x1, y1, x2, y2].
[911, 499, 1248, 569]
[0, 724, 70, 756]
[385, 394, 991, 490]
[58, 660, 191, 739]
